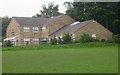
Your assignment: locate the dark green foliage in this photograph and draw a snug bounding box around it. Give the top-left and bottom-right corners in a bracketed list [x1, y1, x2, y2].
[51, 36, 57, 45]
[2, 16, 11, 38]
[106, 39, 114, 43]
[112, 34, 120, 43]
[91, 38, 99, 42]
[65, 2, 120, 34]
[62, 33, 72, 44]
[101, 39, 106, 42]
[58, 37, 63, 44]
[36, 2, 61, 18]
[4, 40, 13, 47]
[80, 34, 91, 43]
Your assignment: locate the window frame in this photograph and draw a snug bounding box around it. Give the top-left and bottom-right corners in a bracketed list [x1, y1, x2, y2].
[23, 27, 30, 32]
[33, 27, 39, 32]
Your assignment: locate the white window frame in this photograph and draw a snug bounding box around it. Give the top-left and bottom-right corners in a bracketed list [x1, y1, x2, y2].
[33, 27, 39, 32]
[92, 34, 96, 39]
[23, 27, 29, 32]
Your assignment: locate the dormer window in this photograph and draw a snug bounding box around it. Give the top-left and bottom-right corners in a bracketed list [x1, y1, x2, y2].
[23, 27, 29, 32]
[33, 27, 38, 32]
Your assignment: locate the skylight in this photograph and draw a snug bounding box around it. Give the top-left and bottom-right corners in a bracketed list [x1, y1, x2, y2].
[71, 21, 80, 26]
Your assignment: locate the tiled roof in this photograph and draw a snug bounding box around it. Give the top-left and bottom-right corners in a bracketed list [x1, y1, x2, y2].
[13, 17, 49, 27]
[43, 15, 64, 27]
[49, 20, 93, 36]
[13, 15, 65, 27]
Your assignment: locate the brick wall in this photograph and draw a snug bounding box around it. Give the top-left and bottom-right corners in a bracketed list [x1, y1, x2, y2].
[75, 20, 113, 41]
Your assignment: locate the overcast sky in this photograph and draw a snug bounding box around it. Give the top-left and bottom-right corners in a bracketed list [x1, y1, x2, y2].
[0, 0, 73, 17]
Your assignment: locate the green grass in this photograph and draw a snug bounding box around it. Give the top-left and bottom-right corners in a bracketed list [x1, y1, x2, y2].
[2, 43, 118, 73]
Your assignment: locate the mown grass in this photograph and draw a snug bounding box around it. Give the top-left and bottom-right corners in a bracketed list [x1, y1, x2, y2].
[2, 43, 118, 73]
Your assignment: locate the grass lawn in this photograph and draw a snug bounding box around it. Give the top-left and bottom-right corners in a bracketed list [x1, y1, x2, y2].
[2, 43, 118, 73]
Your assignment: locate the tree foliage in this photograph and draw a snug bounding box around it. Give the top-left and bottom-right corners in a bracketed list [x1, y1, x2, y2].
[4, 40, 13, 47]
[65, 2, 120, 34]
[2, 16, 11, 38]
[112, 34, 120, 43]
[36, 2, 61, 18]
[62, 33, 72, 44]
[80, 33, 91, 43]
[51, 36, 58, 45]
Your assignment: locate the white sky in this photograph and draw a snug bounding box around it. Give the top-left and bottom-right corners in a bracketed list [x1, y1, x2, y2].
[0, 0, 73, 17]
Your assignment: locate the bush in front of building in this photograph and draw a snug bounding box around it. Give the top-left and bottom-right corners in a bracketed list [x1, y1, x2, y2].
[101, 39, 106, 42]
[58, 37, 63, 44]
[80, 34, 92, 43]
[51, 36, 58, 45]
[62, 33, 72, 44]
[104, 34, 120, 43]
[112, 34, 120, 43]
[4, 40, 13, 47]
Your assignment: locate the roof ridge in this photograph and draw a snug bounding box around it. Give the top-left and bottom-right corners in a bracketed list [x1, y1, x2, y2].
[49, 24, 68, 36]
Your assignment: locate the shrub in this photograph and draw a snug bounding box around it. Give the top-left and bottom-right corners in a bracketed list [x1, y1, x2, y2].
[106, 39, 114, 43]
[51, 36, 57, 45]
[91, 38, 99, 42]
[4, 40, 13, 47]
[101, 39, 106, 42]
[58, 37, 63, 44]
[112, 34, 120, 43]
[62, 33, 72, 44]
[80, 34, 91, 43]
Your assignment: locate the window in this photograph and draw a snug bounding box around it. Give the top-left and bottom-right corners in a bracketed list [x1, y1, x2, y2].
[92, 34, 96, 39]
[33, 39, 39, 45]
[23, 27, 29, 32]
[33, 27, 39, 32]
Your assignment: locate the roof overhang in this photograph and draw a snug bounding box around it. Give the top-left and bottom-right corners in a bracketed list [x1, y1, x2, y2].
[4, 36, 17, 41]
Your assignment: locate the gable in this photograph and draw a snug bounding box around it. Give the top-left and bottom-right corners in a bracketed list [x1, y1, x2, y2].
[74, 20, 113, 40]
[6, 18, 21, 38]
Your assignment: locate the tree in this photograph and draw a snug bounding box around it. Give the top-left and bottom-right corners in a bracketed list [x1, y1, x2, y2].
[37, 2, 61, 18]
[112, 34, 120, 43]
[80, 34, 91, 43]
[4, 40, 13, 47]
[2, 16, 11, 38]
[65, 2, 120, 34]
[51, 36, 58, 45]
[0, 17, 2, 41]
[58, 37, 63, 44]
[62, 33, 72, 44]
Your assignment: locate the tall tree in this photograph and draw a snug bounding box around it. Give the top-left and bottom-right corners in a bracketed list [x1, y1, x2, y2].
[65, 2, 120, 34]
[37, 2, 61, 18]
[0, 17, 2, 41]
[2, 16, 11, 38]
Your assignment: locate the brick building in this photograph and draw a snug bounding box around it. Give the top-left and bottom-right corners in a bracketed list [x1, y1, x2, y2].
[5, 15, 112, 46]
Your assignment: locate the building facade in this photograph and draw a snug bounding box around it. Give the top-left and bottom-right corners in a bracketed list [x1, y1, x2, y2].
[5, 15, 113, 46]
